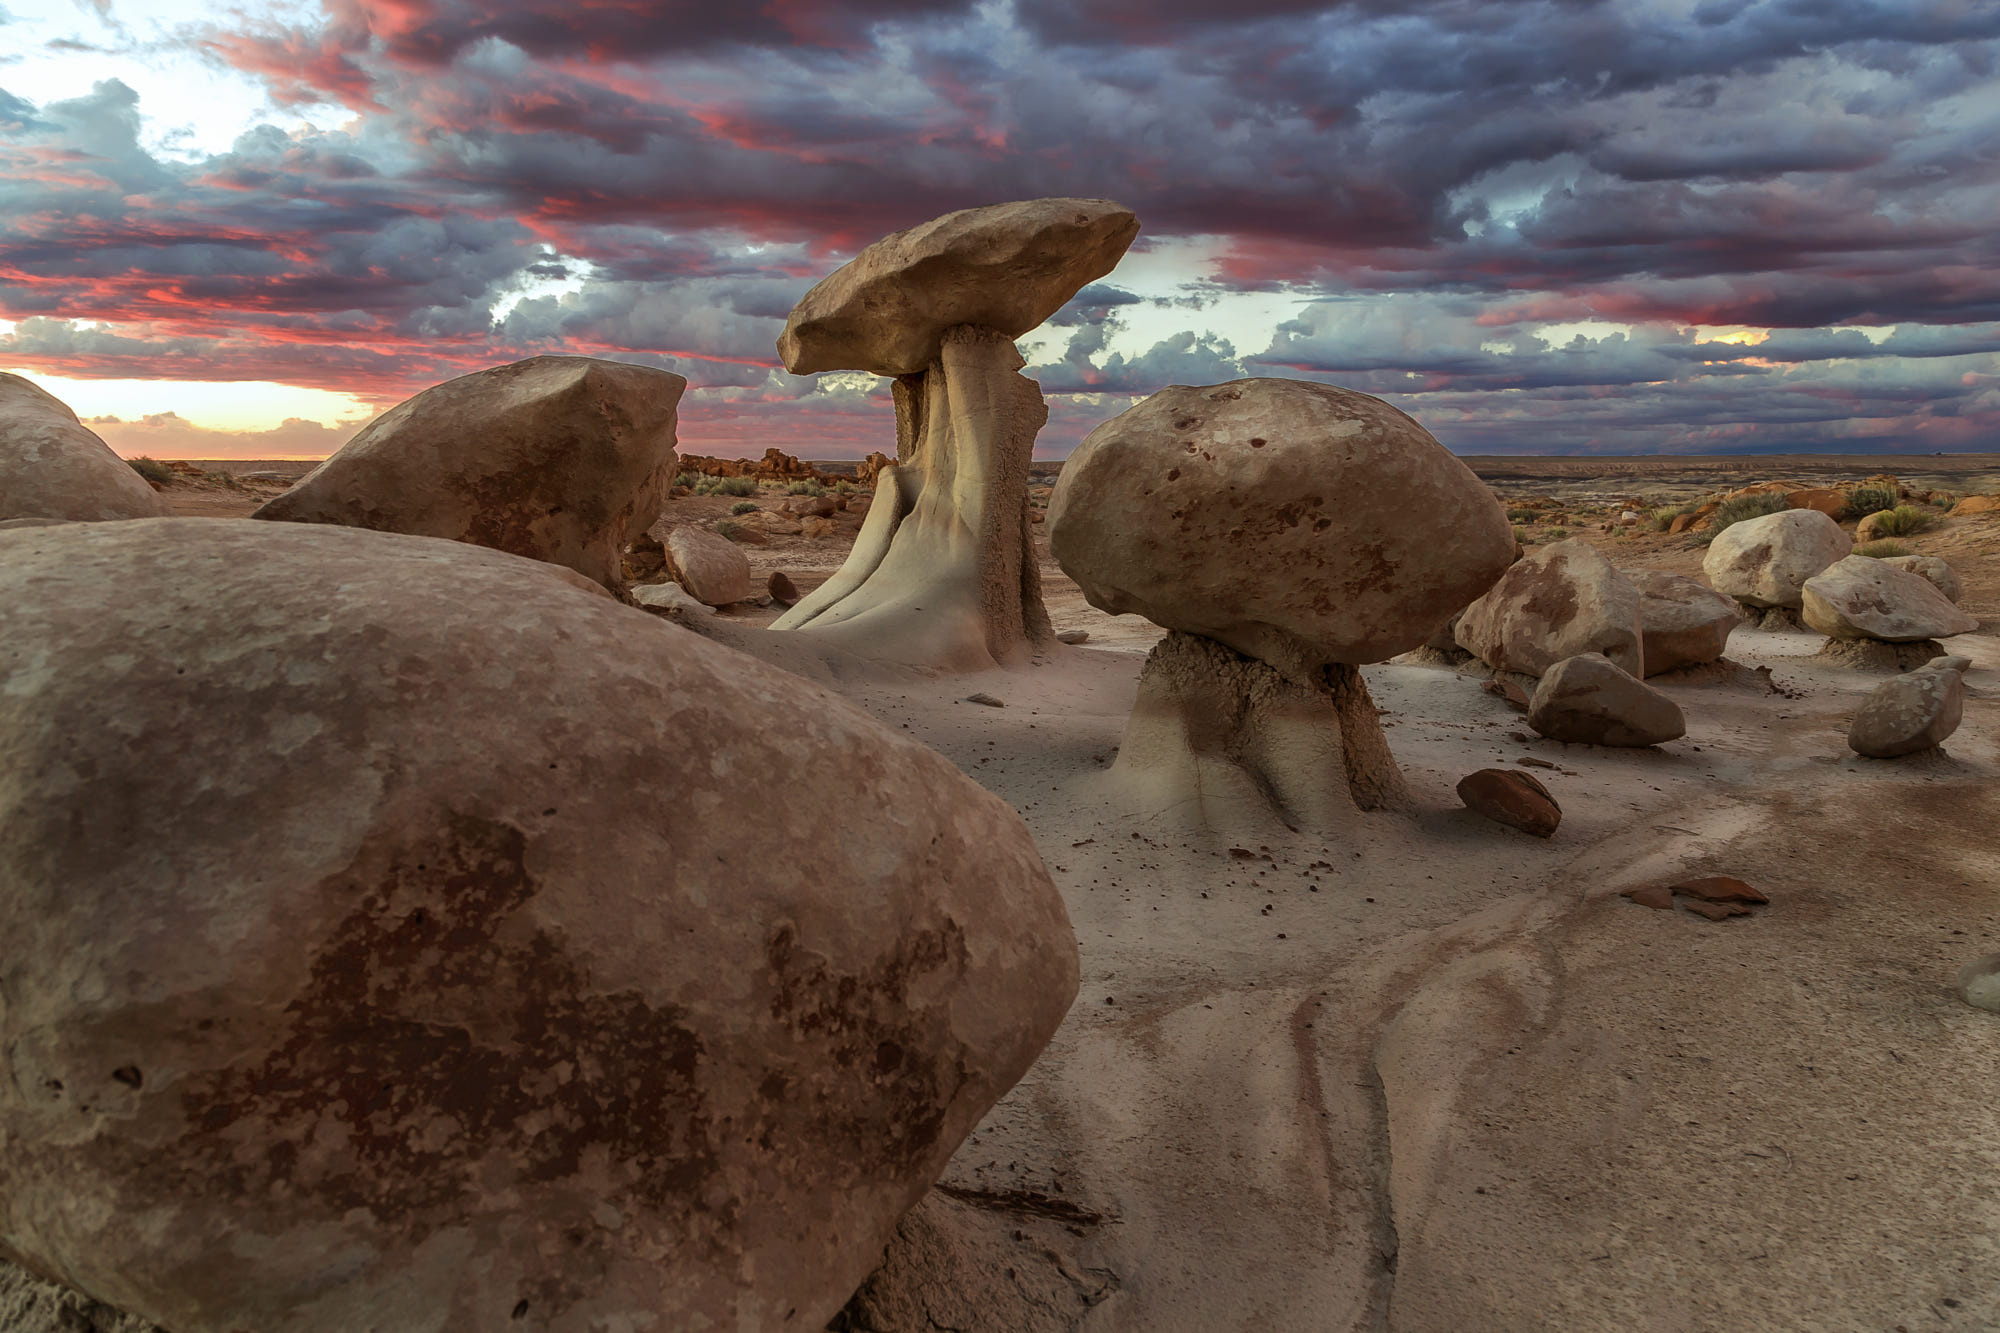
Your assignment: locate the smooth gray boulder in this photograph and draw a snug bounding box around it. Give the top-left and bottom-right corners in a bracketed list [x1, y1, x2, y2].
[1802, 556, 1978, 642]
[1527, 652, 1686, 747]
[1847, 655, 1968, 757]
[1628, 569, 1741, 675]
[1702, 508, 1850, 608]
[1457, 539, 1644, 679]
[0, 373, 172, 521]
[253, 356, 683, 589]
[0, 519, 1078, 1333]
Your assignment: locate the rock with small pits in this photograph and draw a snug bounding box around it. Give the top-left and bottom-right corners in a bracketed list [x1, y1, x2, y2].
[1847, 655, 1969, 758]
[1956, 954, 2000, 1013]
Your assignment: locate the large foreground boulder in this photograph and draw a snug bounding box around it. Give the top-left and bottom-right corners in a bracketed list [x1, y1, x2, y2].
[1527, 652, 1686, 747]
[1456, 539, 1643, 679]
[778, 199, 1139, 378]
[0, 373, 172, 521]
[1628, 569, 1740, 675]
[253, 357, 684, 588]
[1801, 556, 1978, 641]
[1052, 378, 1515, 673]
[1702, 508, 1850, 609]
[1848, 655, 1969, 758]
[0, 520, 1077, 1333]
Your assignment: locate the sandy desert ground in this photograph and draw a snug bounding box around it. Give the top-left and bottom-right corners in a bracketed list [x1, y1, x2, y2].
[66, 455, 2000, 1332]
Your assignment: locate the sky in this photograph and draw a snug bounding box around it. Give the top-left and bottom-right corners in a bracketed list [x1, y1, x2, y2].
[1, 0, 1997, 460]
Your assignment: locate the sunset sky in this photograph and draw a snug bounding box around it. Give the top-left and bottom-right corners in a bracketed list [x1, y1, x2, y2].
[2, 0, 1997, 459]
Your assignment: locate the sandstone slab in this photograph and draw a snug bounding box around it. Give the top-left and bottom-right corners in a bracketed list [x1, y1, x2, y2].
[1456, 539, 1643, 679]
[1628, 569, 1740, 675]
[0, 518, 1077, 1333]
[1702, 508, 1850, 608]
[1455, 769, 1560, 837]
[253, 357, 683, 588]
[778, 199, 1140, 377]
[1050, 379, 1514, 672]
[1848, 657, 1968, 758]
[1527, 652, 1686, 747]
[667, 524, 752, 605]
[0, 373, 173, 522]
[1802, 555, 1978, 642]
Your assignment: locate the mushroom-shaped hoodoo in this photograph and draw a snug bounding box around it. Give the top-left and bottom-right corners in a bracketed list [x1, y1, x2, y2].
[771, 198, 1140, 671]
[1049, 378, 1514, 834]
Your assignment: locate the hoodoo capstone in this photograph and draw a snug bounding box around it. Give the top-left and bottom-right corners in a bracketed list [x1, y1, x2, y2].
[253, 356, 684, 589]
[0, 519, 1078, 1333]
[772, 199, 1140, 672]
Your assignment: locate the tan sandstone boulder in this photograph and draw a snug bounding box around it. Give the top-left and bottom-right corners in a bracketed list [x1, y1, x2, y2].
[778, 199, 1140, 377]
[0, 373, 172, 521]
[1050, 378, 1514, 672]
[1702, 508, 1850, 608]
[0, 519, 1078, 1333]
[1801, 555, 1978, 641]
[1527, 652, 1686, 747]
[1848, 655, 1969, 758]
[667, 524, 753, 605]
[1949, 494, 1998, 517]
[1456, 539, 1644, 679]
[253, 357, 683, 588]
[1628, 569, 1741, 675]
[1880, 554, 1962, 603]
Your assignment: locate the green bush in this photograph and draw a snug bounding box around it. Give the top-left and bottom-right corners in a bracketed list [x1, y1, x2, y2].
[1544, 527, 1568, 541]
[715, 520, 744, 540]
[1505, 506, 1539, 523]
[1867, 504, 1936, 538]
[674, 471, 700, 489]
[1706, 492, 1789, 538]
[1512, 524, 1529, 545]
[835, 480, 855, 495]
[1855, 539, 1912, 558]
[786, 480, 828, 497]
[1842, 485, 1897, 520]
[127, 456, 174, 485]
[730, 500, 759, 515]
[1651, 503, 1699, 532]
[694, 475, 757, 497]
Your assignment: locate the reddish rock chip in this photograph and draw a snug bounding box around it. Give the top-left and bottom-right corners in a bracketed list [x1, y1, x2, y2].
[1682, 899, 1753, 921]
[1456, 768, 1561, 838]
[1672, 875, 1769, 904]
[1621, 884, 1675, 910]
[769, 571, 801, 607]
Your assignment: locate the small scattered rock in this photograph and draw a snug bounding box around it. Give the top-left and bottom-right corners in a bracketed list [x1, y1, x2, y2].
[1455, 768, 1561, 838]
[802, 517, 837, 539]
[631, 582, 715, 617]
[1670, 876, 1769, 904]
[1682, 899, 1752, 921]
[1527, 653, 1686, 747]
[768, 571, 801, 607]
[1622, 884, 1676, 910]
[666, 526, 752, 606]
[721, 523, 769, 546]
[1055, 629, 1090, 645]
[963, 693, 1005, 707]
[1482, 677, 1530, 711]
[1956, 954, 2000, 1013]
[1848, 656, 1968, 758]
[1516, 756, 1557, 770]
[622, 533, 667, 581]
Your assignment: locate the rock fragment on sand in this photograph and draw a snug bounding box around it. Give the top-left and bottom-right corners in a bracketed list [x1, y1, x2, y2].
[0, 373, 173, 522]
[1702, 508, 1850, 608]
[1456, 539, 1644, 679]
[1848, 656, 1968, 758]
[1055, 629, 1090, 645]
[252, 356, 684, 589]
[1671, 876, 1768, 904]
[0, 518, 1078, 1333]
[1879, 555, 1962, 603]
[1456, 769, 1561, 837]
[1527, 652, 1686, 747]
[1482, 677, 1530, 711]
[1683, 899, 1752, 921]
[1956, 954, 2000, 1013]
[666, 525, 752, 605]
[1622, 884, 1676, 910]
[1802, 556, 1978, 642]
[778, 199, 1140, 377]
[768, 570, 801, 607]
[962, 692, 1005, 707]
[1628, 569, 1741, 675]
[631, 581, 716, 616]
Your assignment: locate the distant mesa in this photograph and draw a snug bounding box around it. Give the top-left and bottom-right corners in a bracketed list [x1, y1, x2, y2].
[251, 356, 684, 590]
[0, 372, 173, 523]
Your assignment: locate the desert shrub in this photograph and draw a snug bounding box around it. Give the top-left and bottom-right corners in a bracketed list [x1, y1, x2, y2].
[1512, 525, 1529, 545]
[786, 479, 828, 497]
[730, 500, 759, 515]
[674, 471, 700, 489]
[1506, 506, 1539, 523]
[1544, 527, 1568, 541]
[694, 475, 757, 497]
[127, 456, 174, 485]
[715, 520, 744, 540]
[1706, 492, 1789, 538]
[835, 480, 855, 495]
[1842, 485, 1898, 519]
[1868, 504, 1936, 538]
[1855, 539, 1912, 559]
[1651, 504, 1699, 532]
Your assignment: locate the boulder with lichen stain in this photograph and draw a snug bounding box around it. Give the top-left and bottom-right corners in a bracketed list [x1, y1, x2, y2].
[0, 518, 1077, 1333]
[1456, 539, 1644, 679]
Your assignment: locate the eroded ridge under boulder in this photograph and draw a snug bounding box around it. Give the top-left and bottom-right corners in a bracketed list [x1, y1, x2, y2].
[773, 200, 1139, 673]
[1456, 538, 1644, 679]
[0, 518, 1078, 1333]
[1702, 508, 1850, 609]
[0, 372, 172, 522]
[253, 356, 685, 589]
[1110, 631, 1410, 836]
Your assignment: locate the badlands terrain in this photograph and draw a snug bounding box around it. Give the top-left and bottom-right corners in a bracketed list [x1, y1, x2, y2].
[24, 446, 1995, 1332]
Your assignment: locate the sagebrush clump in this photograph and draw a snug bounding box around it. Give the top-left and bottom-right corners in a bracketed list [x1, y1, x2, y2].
[1866, 505, 1937, 538]
[787, 480, 828, 497]
[695, 476, 758, 497]
[127, 457, 174, 485]
[1703, 492, 1788, 539]
[1855, 539, 1913, 558]
[1843, 485, 1898, 519]
[730, 500, 759, 515]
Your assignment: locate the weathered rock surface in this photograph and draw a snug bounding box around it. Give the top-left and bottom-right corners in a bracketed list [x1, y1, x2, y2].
[1051, 379, 1514, 673]
[1880, 554, 1962, 603]
[1785, 488, 1846, 517]
[1456, 539, 1644, 679]
[1527, 652, 1686, 746]
[0, 519, 1078, 1333]
[1702, 508, 1850, 608]
[769, 570, 802, 607]
[253, 357, 683, 588]
[1949, 494, 1998, 517]
[0, 373, 173, 522]
[1628, 569, 1740, 675]
[778, 199, 1140, 377]
[1456, 769, 1560, 837]
[1957, 954, 2000, 1013]
[1802, 555, 1978, 641]
[631, 580, 715, 615]
[667, 524, 752, 605]
[1848, 656, 1969, 758]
